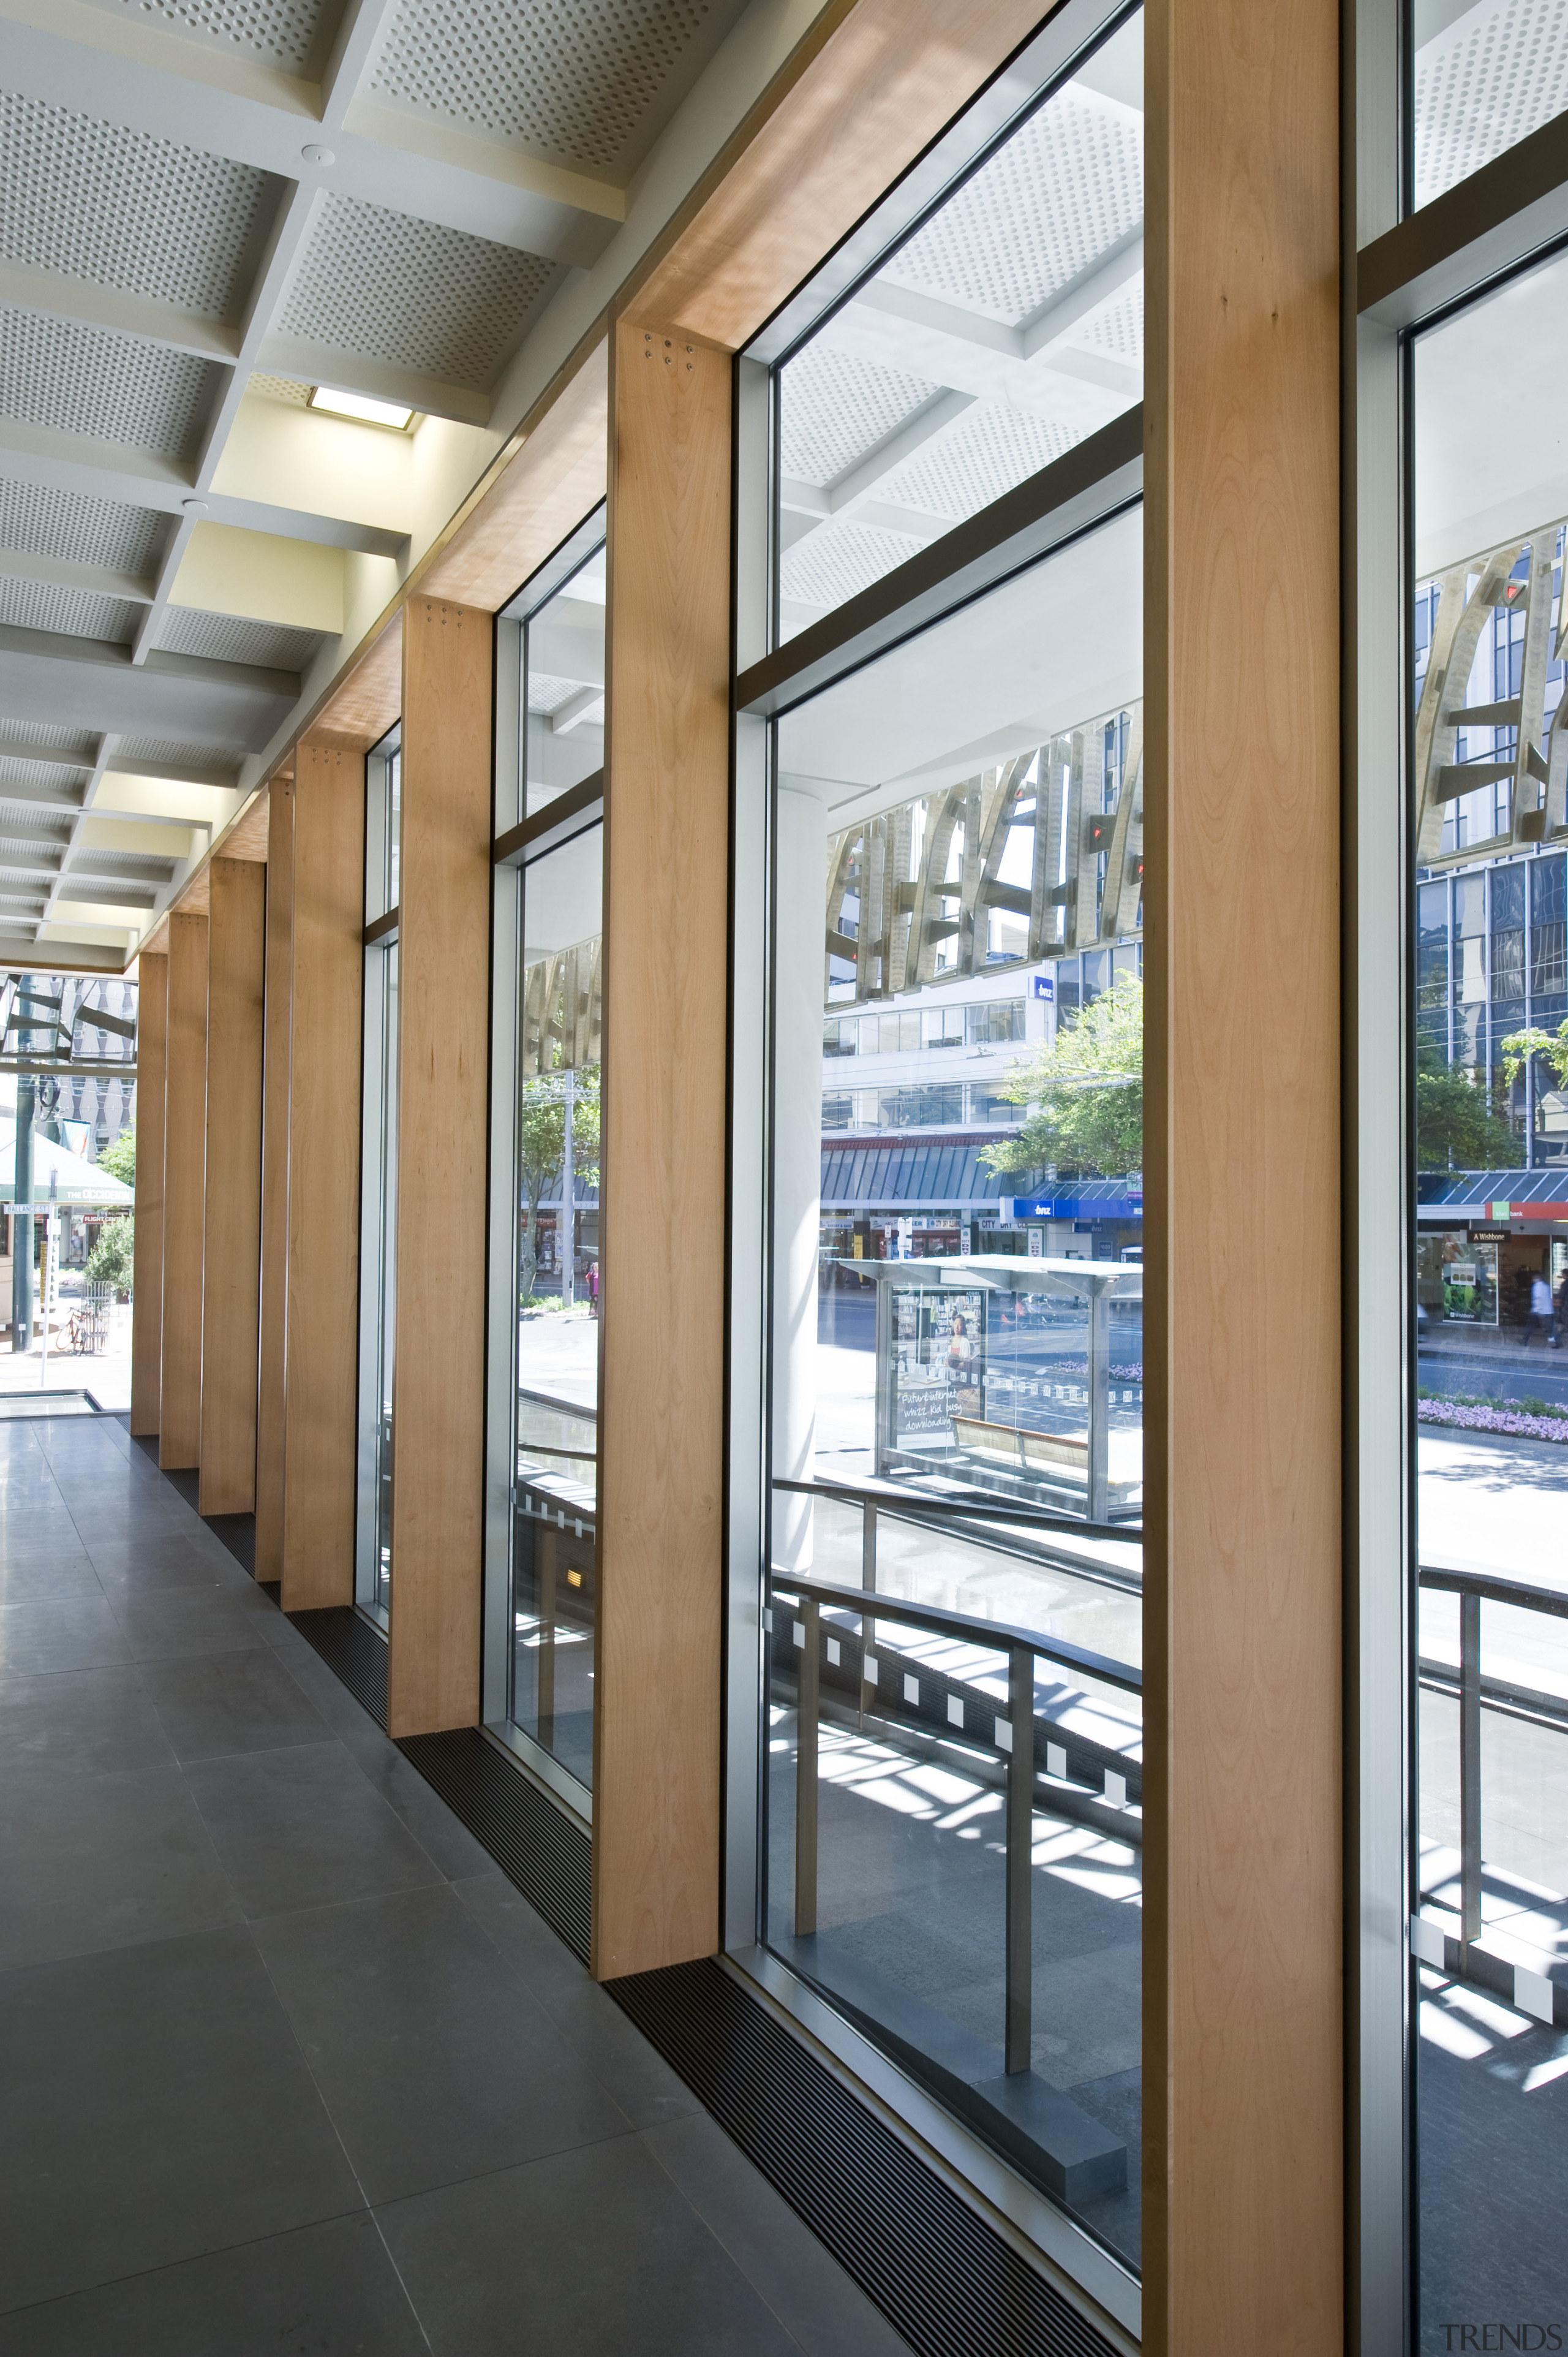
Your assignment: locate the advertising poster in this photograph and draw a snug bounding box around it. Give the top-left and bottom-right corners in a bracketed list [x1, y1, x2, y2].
[893, 1286, 987, 1442]
[1417, 1230, 1499, 1324]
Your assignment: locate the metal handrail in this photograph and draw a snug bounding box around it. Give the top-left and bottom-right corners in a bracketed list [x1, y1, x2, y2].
[774, 1472, 1142, 1548]
[1420, 1561, 1568, 1619]
[771, 1568, 1141, 1697]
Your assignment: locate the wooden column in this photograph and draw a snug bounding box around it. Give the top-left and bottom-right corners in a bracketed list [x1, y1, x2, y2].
[129, 949, 167, 1436]
[159, 911, 208, 1469]
[198, 858, 266, 1514]
[387, 597, 492, 1737]
[593, 317, 731, 1978]
[281, 736, 364, 1610]
[1142, 0, 1342, 2346]
[256, 776, 295, 1581]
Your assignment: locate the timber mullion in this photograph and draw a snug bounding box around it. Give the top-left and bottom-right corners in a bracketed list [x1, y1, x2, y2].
[159, 912, 208, 1470]
[199, 857, 266, 1516]
[129, 950, 167, 1437]
[386, 597, 492, 1738]
[256, 775, 295, 1582]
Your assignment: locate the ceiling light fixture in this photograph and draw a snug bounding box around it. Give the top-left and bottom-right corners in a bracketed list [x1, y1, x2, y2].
[307, 386, 414, 431]
[301, 144, 334, 166]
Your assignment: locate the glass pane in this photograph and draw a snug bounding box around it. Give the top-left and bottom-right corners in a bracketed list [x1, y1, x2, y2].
[374, 942, 398, 1615]
[1411, 249, 1568, 2336]
[769, 513, 1143, 2268]
[510, 822, 603, 1787]
[1412, 0, 1568, 210]
[775, 9, 1142, 641]
[523, 546, 605, 817]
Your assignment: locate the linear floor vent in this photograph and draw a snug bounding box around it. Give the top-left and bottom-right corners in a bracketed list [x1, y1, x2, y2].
[396, 1727, 592, 1965]
[609, 1959, 1121, 2357]
[290, 1605, 389, 1730]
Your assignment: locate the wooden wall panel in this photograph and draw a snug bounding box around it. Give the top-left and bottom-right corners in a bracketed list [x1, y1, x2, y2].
[281, 736, 364, 1610]
[199, 858, 266, 1515]
[1142, 0, 1343, 2346]
[387, 598, 493, 1738]
[129, 950, 167, 1436]
[159, 912, 208, 1469]
[423, 347, 608, 611]
[592, 317, 731, 1980]
[256, 777, 294, 1581]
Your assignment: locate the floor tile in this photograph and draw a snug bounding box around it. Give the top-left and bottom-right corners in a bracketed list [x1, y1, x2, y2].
[456, 1874, 699, 2130]
[106, 1584, 273, 1663]
[140, 1647, 337, 1762]
[331, 1716, 499, 1881]
[0, 1663, 175, 1780]
[0, 1760, 241, 1970]
[253, 1882, 631, 2204]
[0, 1591, 130, 1675]
[0, 2211, 427, 2356]
[378, 2132, 804, 2356]
[84, 1536, 232, 1591]
[187, 1742, 443, 1920]
[0, 1553, 98, 1608]
[0, 1924, 361, 2315]
[644, 2111, 913, 2357]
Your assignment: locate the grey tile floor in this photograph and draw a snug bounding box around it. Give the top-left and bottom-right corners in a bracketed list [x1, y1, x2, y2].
[0, 1410, 911, 2356]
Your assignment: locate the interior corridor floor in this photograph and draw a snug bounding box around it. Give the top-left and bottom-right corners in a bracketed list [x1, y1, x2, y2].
[0, 1405, 911, 2356]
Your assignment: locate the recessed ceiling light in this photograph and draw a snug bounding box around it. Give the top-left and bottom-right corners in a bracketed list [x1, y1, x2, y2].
[307, 386, 414, 431]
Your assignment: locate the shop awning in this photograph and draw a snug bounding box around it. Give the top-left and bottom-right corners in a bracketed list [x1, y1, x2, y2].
[0, 1126, 134, 1207]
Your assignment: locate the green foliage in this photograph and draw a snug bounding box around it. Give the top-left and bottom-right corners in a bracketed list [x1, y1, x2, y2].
[518, 1063, 601, 1299]
[1498, 1021, 1568, 1088]
[981, 974, 1143, 1180]
[96, 1125, 135, 1186]
[86, 1216, 134, 1295]
[1415, 1042, 1520, 1170]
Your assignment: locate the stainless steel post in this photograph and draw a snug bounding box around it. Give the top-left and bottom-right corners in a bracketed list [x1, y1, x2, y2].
[859, 1502, 877, 1720]
[1005, 1641, 1034, 2073]
[1086, 1281, 1110, 1523]
[794, 1597, 820, 1936]
[1460, 1587, 1482, 1954]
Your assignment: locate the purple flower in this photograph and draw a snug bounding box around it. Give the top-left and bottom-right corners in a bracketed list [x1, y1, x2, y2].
[1417, 1399, 1568, 1442]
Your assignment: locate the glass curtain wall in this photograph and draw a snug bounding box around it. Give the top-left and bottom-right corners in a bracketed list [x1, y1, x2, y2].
[486, 516, 605, 1809]
[734, 1, 1144, 2312]
[356, 727, 401, 1622]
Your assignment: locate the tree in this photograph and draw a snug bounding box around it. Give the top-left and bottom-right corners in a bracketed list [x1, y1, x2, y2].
[518, 1062, 600, 1303]
[86, 1216, 134, 1296]
[1415, 1042, 1519, 1170]
[96, 1124, 134, 1186]
[982, 974, 1142, 1179]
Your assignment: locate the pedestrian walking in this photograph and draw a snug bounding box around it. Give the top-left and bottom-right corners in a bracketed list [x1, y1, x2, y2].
[1526, 1269, 1555, 1347]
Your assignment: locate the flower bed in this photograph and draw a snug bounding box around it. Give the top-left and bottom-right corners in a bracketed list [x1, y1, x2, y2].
[1417, 1394, 1568, 1442]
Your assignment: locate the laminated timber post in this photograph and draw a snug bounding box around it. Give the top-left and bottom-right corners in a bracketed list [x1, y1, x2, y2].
[199, 857, 266, 1515]
[281, 736, 364, 1610]
[1142, 0, 1343, 2345]
[159, 911, 208, 1469]
[255, 774, 295, 1581]
[387, 597, 493, 1736]
[592, 316, 733, 1978]
[129, 949, 167, 1437]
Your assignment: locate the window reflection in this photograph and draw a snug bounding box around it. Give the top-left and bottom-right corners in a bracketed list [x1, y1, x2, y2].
[767, 514, 1143, 2266]
[524, 545, 605, 816]
[357, 734, 400, 1622]
[1412, 0, 1568, 209]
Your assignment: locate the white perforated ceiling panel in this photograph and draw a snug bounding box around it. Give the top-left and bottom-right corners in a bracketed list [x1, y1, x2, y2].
[0, 95, 273, 321]
[1080, 277, 1143, 365]
[113, 736, 241, 773]
[0, 578, 140, 643]
[278, 196, 557, 387]
[878, 404, 1080, 524]
[0, 308, 221, 456]
[883, 86, 1142, 329]
[779, 345, 944, 490]
[156, 608, 322, 670]
[0, 720, 97, 757]
[368, 0, 720, 172]
[0, 480, 166, 576]
[1414, 0, 1568, 204]
[0, 759, 88, 793]
[248, 373, 311, 405]
[779, 518, 924, 616]
[77, 0, 331, 73]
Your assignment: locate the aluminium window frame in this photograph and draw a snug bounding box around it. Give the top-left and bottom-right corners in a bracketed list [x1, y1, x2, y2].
[481, 509, 608, 1830]
[355, 722, 402, 1629]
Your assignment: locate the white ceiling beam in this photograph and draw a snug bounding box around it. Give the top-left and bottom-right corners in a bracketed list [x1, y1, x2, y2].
[0, 776, 88, 812]
[0, 4, 622, 263]
[827, 390, 977, 513]
[0, 261, 238, 361]
[0, 550, 156, 605]
[39, 734, 115, 939]
[257, 336, 491, 426]
[132, 179, 325, 664]
[318, 0, 401, 129]
[0, 425, 408, 554]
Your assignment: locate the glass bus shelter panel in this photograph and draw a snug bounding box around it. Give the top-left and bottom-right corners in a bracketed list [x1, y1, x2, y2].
[1410, 0, 1568, 212]
[510, 819, 603, 1788]
[766, 521, 1143, 2266]
[774, 7, 1142, 645]
[523, 546, 605, 818]
[1409, 246, 1568, 2334]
